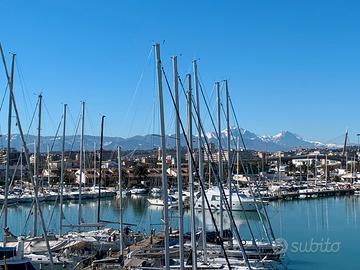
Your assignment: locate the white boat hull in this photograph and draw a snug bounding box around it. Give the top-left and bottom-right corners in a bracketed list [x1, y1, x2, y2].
[194, 187, 263, 212]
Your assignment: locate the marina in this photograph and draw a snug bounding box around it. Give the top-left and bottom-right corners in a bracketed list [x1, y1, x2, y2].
[1, 195, 359, 270]
[1, 1, 360, 269]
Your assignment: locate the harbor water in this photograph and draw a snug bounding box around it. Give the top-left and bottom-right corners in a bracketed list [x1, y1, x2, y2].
[1, 194, 359, 269]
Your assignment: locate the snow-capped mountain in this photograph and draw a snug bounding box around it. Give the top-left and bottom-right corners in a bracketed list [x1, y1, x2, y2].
[0, 129, 329, 152]
[260, 131, 324, 150]
[205, 128, 326, 151]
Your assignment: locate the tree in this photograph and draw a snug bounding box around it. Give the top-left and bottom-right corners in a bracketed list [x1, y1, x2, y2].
[133, 163, 148, 179]
[288, 161, 296, 173]
[64, 170, 75, 184]
[113, 168, 129, 187]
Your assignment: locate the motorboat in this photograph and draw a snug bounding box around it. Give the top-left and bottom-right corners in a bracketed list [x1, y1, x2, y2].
[147, 195, 177, 207]
[130, 185, 148, 195]
[194, 186, 263, 211]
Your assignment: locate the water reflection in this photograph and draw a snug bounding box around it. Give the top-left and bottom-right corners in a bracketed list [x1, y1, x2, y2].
[1, 194, 360, 270]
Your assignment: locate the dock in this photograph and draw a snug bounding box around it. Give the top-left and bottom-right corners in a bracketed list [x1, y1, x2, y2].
[263, 188, 355, 201]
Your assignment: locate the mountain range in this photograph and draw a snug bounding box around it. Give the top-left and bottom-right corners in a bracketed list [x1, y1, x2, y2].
[0, 129, 335, 153]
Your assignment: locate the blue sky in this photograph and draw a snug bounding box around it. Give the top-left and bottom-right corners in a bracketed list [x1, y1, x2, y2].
[0, 0, 359, 144]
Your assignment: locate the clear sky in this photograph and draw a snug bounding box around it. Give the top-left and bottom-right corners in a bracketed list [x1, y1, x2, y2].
[0, 0, 359, 144]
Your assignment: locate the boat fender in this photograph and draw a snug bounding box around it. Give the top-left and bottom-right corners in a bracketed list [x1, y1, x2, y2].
[242, 240, 247, 245]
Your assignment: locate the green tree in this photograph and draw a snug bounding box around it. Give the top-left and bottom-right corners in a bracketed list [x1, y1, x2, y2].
[133, 163, 148, 179]
[64, 170, 75, 184]
[113, 168, 129, 186]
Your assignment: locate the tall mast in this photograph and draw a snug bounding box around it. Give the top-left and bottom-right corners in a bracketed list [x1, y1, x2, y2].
[3, 53, 15, 245]
[154, 43, 169, 270]
[278, 152, 281, 182]
[193, 60, 206, 262]
[172, 56, 184, 270]
[216, 81, 223, 237]
[0, 44, 53, 268]
[33, 140, 37, 232]
[345, 152, 348, 173]
[47, 145, 50, 184]
[78, 101, 85, 226]
[20, 148, 23, 191]
[97, 115, 105, 224]
[34, 94, 42, 237]
[117, 146, 124, 259]
[59, 104, 67, 236]
[325, 154, 328, 185]
[342, 129, 348, 156]
[225, 80, 233, 247]
[93, 142, 96, 188]
[236, 138, 240, 175]
[314, 154, 317, 186]
[261, 151, 264, 176]
[187, 73, 197, 270]
[306, 155, 309, 185]
[208, 153, 211, 188]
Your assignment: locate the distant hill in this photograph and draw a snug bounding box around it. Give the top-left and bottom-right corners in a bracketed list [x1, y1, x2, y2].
[205, 129, 327, 152]
[0, 128, 335, 153]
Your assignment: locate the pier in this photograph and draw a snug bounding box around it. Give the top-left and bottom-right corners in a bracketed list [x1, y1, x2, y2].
[264, 187, 355, 201]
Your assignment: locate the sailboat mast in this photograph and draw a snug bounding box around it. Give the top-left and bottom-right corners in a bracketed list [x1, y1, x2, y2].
[193, 60, 207, 262]
[314, 154, 317, 186]
[78, 101, 85, 226]
[59, 104, 67, 236]
[154, 43, 170, 270]
[216, 81, 223, 237]
[225, 80, 233, 247]
[3, 53, 15, 245]
[278, 152, 281, 182]
[33, 140, 37, 231]
[186, 73, 197, 270]
[20, 148, 23, 190]
[93, 142, 96, 188]
[237, 138, 240, 175]
[343, 129, 348, 156]
[47, 145, 50, 184]
[172, 56, 184, 270]
[208, 154, 211, 188]
[0, 45, 54, 268]
[34, 94, 42, 237]
[117, 146, 124, 258]
[97, 115, 105, 224]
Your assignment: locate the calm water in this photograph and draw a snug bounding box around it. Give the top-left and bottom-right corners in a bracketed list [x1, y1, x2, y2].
[1, 195, 360, 269]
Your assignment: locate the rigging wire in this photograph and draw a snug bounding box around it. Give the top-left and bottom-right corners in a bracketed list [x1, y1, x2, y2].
[203, 80, 275, 244]
[180, 71, 263, 257]
[43, 100, 58, 134]
[0, 83, 8, 112]
[0, 83, 9, 148]
[15, 58, 33, 124]
[49, 116, 63, 152]
[162, 67, 254, 270]
[25, 99, 39, 136]
[85, 106, 96, 136]
[227, 94, 277, 243]
[186, 68, 281, 264]
[48, 105, 84, 229]
[125, 46, 154, 137]
[196, 74, 215, 130]
[68, 107, 81, 153]
[228, 95, 247, 150]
